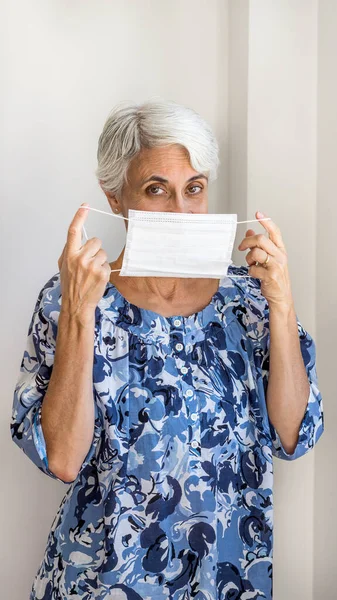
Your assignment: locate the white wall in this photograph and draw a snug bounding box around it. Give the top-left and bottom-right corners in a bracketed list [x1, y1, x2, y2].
[1, 2, 227, 598]
[228, 0, 249, 266]
[314, 0, 337, 596]
[229, 2, 331, 599]
[247, 3, 318, 598]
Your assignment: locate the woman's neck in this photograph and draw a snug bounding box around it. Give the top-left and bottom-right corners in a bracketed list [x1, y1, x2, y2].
[109, 247, 220, 306]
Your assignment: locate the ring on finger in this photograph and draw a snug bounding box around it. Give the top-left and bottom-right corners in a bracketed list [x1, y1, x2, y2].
[255, 251, 270, 268]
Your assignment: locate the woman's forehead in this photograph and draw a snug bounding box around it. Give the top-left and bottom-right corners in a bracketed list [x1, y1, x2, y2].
[128, 145, 203, 183]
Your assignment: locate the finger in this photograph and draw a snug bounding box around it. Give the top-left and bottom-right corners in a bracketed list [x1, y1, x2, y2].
[238, 232, 277, 255]
[66, 203, 90, 254]
[92, 248, 108, 266]
[247, 262, 269, 279]
[256, 211, 284, 249]
[245, 247, 270, 266]
[245, 229, 255, 237]
[82, 236, 103, 258]
[237, 229, 256, 247]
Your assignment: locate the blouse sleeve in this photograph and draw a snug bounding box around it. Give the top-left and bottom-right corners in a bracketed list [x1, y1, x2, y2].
[10, 274, 103, 483]
[241, 269, 324, 461]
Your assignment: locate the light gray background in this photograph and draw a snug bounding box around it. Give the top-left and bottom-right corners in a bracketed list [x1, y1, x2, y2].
[1, 1, 335, 599]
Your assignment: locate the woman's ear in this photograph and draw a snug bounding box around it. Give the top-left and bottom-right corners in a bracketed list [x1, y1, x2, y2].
[99, 183, 120, 210]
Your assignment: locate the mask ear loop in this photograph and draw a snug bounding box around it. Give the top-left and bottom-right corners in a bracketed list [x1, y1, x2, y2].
[82, 225, 89, 242]
[80, 205, 271, 277]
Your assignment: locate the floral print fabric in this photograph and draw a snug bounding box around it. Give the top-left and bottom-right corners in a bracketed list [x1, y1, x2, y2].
[10, 264, 324, 599]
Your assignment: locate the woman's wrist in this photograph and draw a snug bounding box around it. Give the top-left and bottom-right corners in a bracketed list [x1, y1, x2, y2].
[59, 306, 96, 331]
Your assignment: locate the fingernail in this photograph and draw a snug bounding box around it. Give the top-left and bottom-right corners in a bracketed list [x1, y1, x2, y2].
[257, 211, 265, 218]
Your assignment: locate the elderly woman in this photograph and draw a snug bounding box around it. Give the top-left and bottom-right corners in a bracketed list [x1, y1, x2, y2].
[11, 100, 323, 600]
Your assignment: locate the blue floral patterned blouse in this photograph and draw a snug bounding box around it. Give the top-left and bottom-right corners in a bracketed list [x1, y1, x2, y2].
[10, 264, 324, 600]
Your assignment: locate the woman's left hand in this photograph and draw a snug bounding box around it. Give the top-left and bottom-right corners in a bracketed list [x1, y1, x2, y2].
[237, 210, 294, 310]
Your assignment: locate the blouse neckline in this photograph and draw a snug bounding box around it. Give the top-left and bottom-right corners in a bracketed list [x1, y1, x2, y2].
[105, 276, 227, 322]
[96, 265, 247, 339]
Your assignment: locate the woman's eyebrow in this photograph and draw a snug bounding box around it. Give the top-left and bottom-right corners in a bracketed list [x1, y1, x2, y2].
[141, 174, 208, 184]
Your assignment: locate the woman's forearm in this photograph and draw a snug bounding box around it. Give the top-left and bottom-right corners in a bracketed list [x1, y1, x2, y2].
[266, 302, 310, 454]
[41, 309, 96, 482]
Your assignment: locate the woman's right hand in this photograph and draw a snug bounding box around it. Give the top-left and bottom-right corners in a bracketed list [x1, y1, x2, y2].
[58, 202, 112, 326]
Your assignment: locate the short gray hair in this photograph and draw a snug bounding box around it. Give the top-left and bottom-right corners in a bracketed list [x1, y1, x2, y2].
[95, 99, 219, 197]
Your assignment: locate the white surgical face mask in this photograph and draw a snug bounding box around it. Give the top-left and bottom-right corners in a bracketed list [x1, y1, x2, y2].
[81, 206, 271, 279]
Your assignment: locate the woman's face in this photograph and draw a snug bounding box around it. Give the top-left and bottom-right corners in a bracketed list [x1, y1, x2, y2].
[104, 143, 209, 229]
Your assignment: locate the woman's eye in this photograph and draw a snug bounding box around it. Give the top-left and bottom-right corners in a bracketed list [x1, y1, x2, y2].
[188, 185, 203, 194]
[146, 185, 165, 195]
[145, 184, 203, 196]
